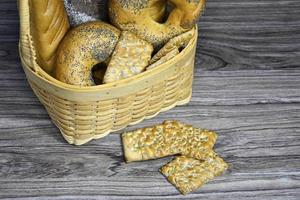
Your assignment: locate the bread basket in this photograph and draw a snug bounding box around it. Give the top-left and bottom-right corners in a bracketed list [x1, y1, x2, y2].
[18, 0, 198, 145]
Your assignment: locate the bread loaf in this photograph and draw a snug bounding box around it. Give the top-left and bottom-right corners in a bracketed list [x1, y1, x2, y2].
[29, 0, 70, 74]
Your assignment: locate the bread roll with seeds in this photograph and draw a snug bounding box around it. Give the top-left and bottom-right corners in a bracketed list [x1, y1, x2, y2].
[55, 21, 120, 86]
[109, 0, 205, 47]
[103, 31, 153, 83]
[122, 120, 217, 162]
[29, 0, 70, 74]
[160, 153, 228, 195]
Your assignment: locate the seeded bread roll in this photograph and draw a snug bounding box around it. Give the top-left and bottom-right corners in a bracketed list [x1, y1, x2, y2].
[29, 0, 70, 74]
[55, 21, 120, 86]
[109, 0, 205, 47]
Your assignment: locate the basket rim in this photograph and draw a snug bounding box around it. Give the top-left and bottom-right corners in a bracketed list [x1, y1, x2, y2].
[20, 26, 198, 93]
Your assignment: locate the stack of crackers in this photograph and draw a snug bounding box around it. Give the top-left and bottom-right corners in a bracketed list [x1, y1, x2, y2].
[122, 120, 228, 195]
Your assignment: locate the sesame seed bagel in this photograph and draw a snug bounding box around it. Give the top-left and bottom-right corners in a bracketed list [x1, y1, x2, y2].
[109, 0, 206, 47]
[55, 21, 120, 86]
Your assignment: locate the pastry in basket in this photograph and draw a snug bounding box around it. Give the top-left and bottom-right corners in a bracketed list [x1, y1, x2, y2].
[160, 153, 228, 195]
[109, 0, 206, 47]
[147, 47, 179, 70]
[150, 28, 196, 65]
[55, 21, 120, 86]
[122, 120, 217, 162]
[29, 0, 70, 75]
[64, 0, 109, 26]
[103, 31, 153, 83]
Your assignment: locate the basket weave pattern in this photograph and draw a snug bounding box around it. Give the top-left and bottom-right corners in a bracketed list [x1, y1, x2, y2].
[18, 0, 197, 145]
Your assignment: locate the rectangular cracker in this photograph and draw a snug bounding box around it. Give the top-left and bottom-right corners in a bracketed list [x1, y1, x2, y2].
[160, 152, 228, 195]
[147, 47, 179, 70]
[150, 28, 195, 64]
[122, 120, 217, 162]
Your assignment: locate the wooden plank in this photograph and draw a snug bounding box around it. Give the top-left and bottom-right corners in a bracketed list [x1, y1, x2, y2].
[0, 174, 299, 199]
[198, 0, 300, 70]
[0, 69, 299, 199]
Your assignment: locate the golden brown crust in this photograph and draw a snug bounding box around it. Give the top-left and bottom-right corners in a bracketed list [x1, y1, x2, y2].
[109, 0, 205, 47]
[150, 28, 195, 64]
[121, 120, 217, 162]
[29, 0, 70, 75]
[55, 21, 120, 86]
[160, 153, 228, 195]
[103, 31, 153, 83]
[122, 133, 143, 161]
[169, 0, 206, 29]
[147, 47, 179, 70]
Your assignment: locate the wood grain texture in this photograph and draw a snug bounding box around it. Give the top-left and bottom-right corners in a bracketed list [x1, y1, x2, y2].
[0, 0, 300, 199]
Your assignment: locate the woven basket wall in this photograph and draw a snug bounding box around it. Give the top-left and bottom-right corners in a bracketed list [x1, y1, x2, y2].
[18, 0, 198, 145]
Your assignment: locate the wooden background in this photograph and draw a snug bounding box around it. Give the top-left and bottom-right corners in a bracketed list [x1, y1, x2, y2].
[0, 0, 300, 199]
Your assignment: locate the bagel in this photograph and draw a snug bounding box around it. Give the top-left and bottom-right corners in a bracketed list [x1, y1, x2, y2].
[109, 0, 205, 47]
[29, 0, 70, 74]
[103, 31, 153, 83]
[55, 21, 120, 86]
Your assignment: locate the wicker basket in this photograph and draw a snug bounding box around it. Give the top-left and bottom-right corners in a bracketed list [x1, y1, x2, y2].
[18, 0, 198, 145]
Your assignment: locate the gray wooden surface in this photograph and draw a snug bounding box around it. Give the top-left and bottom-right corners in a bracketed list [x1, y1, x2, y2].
[0, 0, 300, 199]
